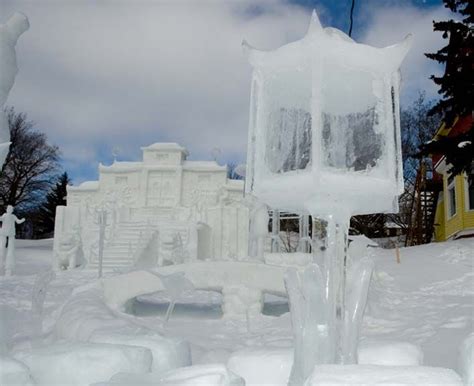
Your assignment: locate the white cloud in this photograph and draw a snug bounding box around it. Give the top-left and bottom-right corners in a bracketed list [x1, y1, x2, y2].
[1, 1, 448, 182]
[2, 0, 312, 182]
[360, 3, 450, 102]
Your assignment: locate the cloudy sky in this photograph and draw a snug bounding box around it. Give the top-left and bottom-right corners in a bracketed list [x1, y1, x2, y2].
[1, 0, 450, 184]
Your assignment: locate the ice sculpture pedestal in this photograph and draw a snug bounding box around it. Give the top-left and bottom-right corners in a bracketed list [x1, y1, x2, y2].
[285, 214, 374, 385]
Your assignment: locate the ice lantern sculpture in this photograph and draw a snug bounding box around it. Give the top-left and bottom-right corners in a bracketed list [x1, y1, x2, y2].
[244, 10, 412, 381]
[244, 11, 412, 218]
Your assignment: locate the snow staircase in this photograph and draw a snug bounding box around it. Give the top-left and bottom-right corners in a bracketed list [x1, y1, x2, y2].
[88, 220, 154, 272]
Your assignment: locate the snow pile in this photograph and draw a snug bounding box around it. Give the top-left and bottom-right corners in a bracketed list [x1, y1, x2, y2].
[14, 341, 151, 385]
[358, 340, 423, 366]
[91, 332, 190, 373]
[0, 304, 21, 353]
[305, 364, 462, 385]
[227, 342, 424, 385]
[227, 348, 292, 386]
[265, 252, 312, 267]
[55, 276, 191, 373]
[103, 364, 244, 385]
[222, 285, 262, 317]
[459, 333, 474, 386]
[0, 356, 35, 386]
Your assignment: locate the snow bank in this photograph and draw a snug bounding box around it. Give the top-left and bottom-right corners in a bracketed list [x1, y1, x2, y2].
[265, 252, 312, 267]
[55, 276, 191, 373]
[14, 341, 151, 386]
[102, 364, 244, 385]
[305, 364, 462, 385]
[460, 333, 474, 386]
[0, 356, 35, 386]
[101, 271, 165, 309]
[358, 340, 423, 366]
[90, 331, 190, 373]
[227, 348, 292, 385]
[226, 342, 427, 386]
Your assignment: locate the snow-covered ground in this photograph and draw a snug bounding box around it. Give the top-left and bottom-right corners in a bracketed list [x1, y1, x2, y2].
[0, 237, 472, 384]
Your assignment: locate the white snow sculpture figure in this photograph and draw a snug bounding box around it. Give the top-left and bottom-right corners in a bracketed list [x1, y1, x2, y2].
[67, 226, 83, 270]
[0, 205, 25, 275]
[248, 198, 269, 260]
[243, 9, 412, 384]
[0, 13, 29, 166]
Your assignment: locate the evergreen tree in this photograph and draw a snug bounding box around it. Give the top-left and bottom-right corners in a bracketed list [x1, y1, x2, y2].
[420, 0, 473, 175]
[35, 172, 70, 237]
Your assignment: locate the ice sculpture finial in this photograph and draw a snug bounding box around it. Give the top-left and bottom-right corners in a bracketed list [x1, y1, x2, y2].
[306, 9, 323, 36]
[382, 33, 414, 68]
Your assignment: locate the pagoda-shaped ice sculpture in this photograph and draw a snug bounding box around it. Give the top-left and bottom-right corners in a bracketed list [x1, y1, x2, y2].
[244, 11, 411, 217]
[244, 10, 412, 384]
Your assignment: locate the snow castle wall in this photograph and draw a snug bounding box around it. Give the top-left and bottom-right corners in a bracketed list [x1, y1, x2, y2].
[53, 143, 249, 270]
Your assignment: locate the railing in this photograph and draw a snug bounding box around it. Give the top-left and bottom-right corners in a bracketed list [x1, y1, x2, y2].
[132, 229, 159, 268]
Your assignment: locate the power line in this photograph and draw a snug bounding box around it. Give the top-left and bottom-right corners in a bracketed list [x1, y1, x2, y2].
[348, 0, 356, 37]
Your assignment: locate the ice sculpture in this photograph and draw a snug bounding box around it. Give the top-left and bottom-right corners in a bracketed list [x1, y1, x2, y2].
[247, 196, 269, 260]
[153, 272, 194, 324]
[0, 13, 29, 167]
[0, 205, 25, 276]
[243, 11, 411, 217]
[243, 9, 411, 384]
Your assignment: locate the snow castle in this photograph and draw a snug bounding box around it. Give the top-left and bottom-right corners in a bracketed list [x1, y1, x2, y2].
[53, 143, 249, 271]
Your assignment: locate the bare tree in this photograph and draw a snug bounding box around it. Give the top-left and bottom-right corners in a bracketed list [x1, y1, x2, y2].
[0, 108, 61, 213]
[351, 93, 441, 239]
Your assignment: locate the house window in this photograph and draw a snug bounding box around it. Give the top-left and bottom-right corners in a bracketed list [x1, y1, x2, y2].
[115, 176, 128, 185]
[447, 174, 456, 218]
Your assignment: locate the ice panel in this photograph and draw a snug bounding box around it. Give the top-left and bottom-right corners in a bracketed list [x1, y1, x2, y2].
[263, 68, 312, 174]
[321, 63, 384, 172]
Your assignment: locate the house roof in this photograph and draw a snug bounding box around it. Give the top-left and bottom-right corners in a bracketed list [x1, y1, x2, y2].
[431, 115, 472, 171]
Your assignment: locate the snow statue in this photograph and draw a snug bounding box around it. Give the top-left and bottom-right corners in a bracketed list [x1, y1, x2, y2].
[55, 225, 84, 270]
[0, 13, 29, 167]
[243, 9, 412, 384]
[0, 205, 25, 276]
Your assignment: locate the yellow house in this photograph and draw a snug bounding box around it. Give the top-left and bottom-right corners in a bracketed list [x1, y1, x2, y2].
[432, 117, 474, 241]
